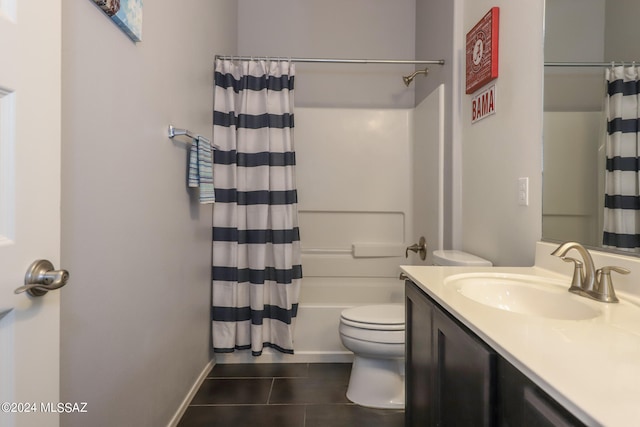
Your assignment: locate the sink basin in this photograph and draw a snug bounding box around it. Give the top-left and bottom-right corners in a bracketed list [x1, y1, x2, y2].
[444, 273, 601, 320]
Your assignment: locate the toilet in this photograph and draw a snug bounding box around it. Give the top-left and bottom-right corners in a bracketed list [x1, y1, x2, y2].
[339, 303, 405, 409]
[432, 249, 493, 267]
[338, 250, 492, 409]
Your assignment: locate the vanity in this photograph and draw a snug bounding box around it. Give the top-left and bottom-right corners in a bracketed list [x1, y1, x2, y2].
[401, 242, 640, 427]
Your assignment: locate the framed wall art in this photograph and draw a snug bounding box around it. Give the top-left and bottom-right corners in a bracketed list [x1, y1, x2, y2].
[465, 7, 499, 94]
[92, 0, 143, 42]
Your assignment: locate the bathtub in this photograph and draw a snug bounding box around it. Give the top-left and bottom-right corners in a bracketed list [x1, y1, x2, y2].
[214, 277, 405, 364]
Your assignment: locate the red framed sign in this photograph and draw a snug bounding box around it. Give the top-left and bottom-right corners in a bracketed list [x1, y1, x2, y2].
[465, 7, 499, 94]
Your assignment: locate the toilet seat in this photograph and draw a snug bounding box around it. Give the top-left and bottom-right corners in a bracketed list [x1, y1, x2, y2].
[340, 323, 405, 344]
[338, 303, 406, 408]
[340, 304, 405, 331]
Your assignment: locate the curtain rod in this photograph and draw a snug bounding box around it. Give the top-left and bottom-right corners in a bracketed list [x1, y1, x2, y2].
[545, 62, 640, 67]
[215, 55, 445, 65]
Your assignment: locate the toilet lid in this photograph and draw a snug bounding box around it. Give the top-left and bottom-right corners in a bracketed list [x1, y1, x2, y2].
[432, 249, 492, 266]
[341, 304, 405, 331]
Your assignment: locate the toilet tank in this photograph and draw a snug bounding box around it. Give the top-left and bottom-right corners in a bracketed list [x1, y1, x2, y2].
[432, 249, 492, 266]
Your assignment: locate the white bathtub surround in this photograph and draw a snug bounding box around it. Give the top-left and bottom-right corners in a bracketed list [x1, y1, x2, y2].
[400, 241, 640, 427]
[215, 277, 404, 364]
[283, 107, 413, 362]
[271, 90, 446, 362]
[217, 93, 446, 364]
[295, 109, 413, 272]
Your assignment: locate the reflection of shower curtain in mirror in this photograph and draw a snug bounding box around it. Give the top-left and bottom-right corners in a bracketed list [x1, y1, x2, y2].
[211, 59, 302, 355]
[603, 65, 640, 252]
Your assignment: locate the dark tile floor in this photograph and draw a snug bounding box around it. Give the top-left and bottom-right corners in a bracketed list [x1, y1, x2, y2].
[178, 363, 405, 427]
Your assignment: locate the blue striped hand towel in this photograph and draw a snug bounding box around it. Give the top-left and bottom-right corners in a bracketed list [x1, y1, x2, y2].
[188, 136, 215, 204]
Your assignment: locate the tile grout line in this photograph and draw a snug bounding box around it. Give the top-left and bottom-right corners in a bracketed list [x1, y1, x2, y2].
[266, 377, 275, 404]
[303, 403, 307, 427]
[303, 362, 308, 426]
[188, 402, 334, 407]
[210, 375, 307, 379]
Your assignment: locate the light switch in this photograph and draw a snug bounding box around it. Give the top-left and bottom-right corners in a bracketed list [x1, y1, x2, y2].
[518, 177, 529, 206]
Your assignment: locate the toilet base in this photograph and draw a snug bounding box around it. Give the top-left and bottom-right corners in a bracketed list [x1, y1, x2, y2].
[346, 355, 405, 409]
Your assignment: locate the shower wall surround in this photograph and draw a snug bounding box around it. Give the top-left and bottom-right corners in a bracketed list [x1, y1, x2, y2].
[296, 107, 412, 280]
[215, 107, 414, 362]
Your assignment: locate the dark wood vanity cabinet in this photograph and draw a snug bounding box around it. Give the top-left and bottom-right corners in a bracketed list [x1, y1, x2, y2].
[406, 281, 434, 425]
[405, 281, 586, 427]
[432, 307, 497, 426]
[497, 358, 585, 427]
[405, 281, 495, 426]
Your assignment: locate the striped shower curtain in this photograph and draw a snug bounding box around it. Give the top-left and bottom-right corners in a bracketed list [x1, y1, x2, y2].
[603, 65, 640, 252]
[211, 59, 302, 355]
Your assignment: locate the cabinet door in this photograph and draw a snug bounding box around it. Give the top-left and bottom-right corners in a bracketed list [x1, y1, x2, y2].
[405, 282, 434, 427]
[433, 309, 497, 427]
[522, 387, 578, 427]
[498, 358, 585, 427]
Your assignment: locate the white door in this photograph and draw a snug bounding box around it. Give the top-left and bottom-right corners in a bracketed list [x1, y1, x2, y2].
[0, 1, 63, 426]
[411, 84, 445, 264]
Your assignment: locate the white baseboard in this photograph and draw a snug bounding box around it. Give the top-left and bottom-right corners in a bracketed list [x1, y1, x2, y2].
[167, 359, 215, 427]
[214, 350, 354, 364]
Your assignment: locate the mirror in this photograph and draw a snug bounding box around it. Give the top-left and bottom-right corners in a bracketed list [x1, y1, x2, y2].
[542, 0, 640, 254]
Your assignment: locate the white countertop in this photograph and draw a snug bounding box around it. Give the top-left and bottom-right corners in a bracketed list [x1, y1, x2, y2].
[400, 263, 640, 427]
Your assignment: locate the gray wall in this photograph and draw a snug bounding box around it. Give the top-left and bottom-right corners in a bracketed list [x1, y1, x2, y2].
[415, 0, 545, 266]
[460, 0, 544, 266]
[544, 0, 605, 111]
[60, 1, 236, 426]
[414, 0, 458, 249]
[605, 0, 640, 61]
[238, 0, 417, 108]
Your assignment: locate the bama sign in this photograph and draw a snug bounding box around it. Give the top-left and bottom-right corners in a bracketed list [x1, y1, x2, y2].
[471, 84, 496, 124]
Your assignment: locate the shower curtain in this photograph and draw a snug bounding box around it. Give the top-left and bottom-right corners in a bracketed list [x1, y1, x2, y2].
[603, 65, 640, 252]
[211, 59, 302, 355]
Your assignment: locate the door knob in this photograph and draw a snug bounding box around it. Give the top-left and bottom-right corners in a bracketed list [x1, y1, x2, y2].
[405, 236, 427, 261]
[14, 260, 70, 297]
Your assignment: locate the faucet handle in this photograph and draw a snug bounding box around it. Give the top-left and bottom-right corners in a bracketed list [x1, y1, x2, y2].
[560, 256, 586, 293]
[594, 266, 629, 303]
[598, 266, 630, 276]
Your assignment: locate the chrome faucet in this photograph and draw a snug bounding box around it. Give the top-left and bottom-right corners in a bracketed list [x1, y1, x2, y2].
[551, 241, 629, 303]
